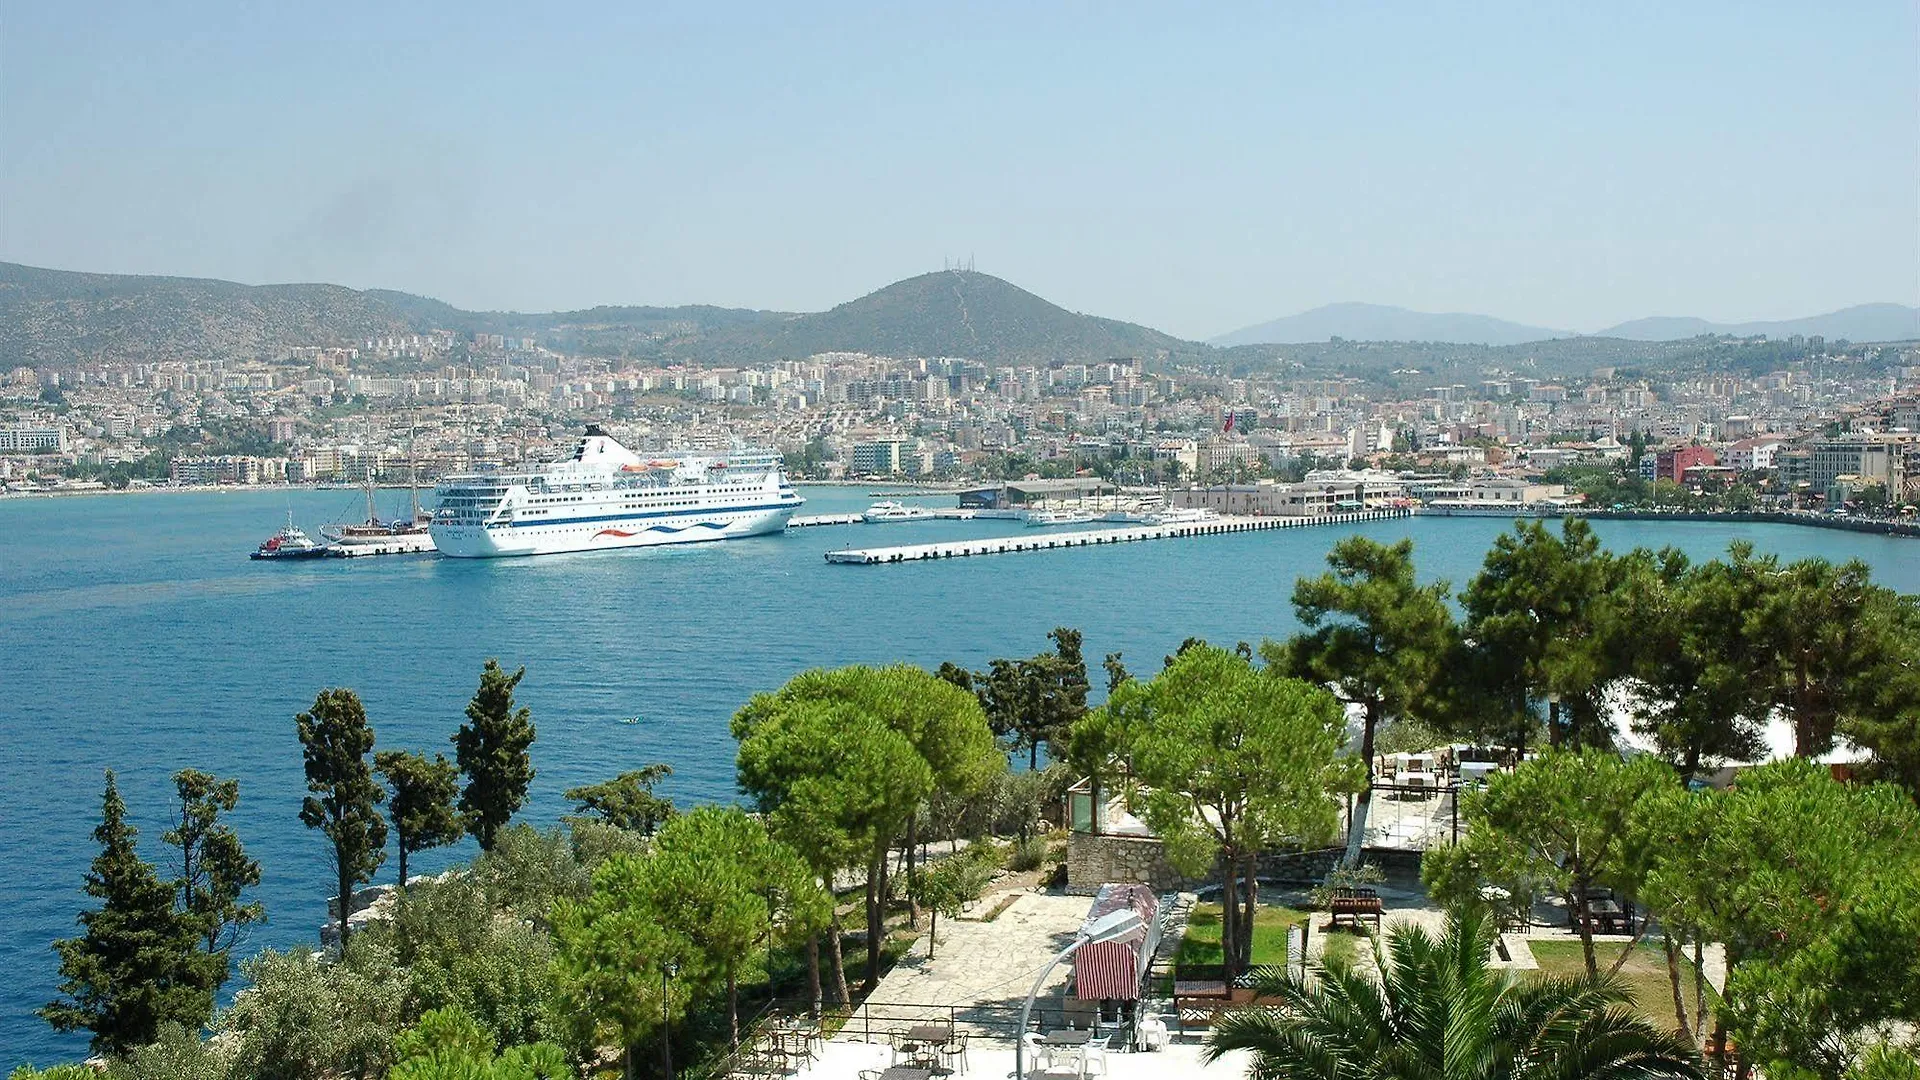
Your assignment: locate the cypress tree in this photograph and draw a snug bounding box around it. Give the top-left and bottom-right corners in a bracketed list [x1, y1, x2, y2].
[374, 749, 462, 887]
[296, 688, 387, 947]
[164, 768, 262, 994]
[42, 771, 207, 1054]
[453, 659, 536, 851]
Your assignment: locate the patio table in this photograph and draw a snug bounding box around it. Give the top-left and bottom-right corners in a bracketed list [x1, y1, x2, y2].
[905, 1024, 953, 1045]
[1042, 1030, 1094, 1046]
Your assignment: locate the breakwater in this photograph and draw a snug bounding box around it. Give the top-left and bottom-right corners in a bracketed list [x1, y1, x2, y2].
[823, 508, 1413, 564]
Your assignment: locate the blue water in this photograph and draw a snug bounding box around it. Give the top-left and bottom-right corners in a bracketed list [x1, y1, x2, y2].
[2, 487, 1916, 1064]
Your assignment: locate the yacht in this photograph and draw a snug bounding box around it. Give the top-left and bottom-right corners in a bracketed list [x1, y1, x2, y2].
[1143, 507, 1221, 525]
[1021, 508, 1098, 527]
[429, 426, 801, 558]
[862, 500, 936, 523]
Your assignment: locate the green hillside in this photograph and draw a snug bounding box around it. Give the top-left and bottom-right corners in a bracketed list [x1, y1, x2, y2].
[0, 262, 1196, 368]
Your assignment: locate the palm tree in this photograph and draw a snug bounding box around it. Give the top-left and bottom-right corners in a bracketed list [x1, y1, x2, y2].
[1205, 910, 1703, 1080]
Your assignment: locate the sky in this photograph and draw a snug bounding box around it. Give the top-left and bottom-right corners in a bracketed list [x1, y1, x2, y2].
[1, 2, 1916, 339]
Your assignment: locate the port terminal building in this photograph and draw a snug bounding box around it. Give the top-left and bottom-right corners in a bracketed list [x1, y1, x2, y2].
[958, 478, 1117, 509]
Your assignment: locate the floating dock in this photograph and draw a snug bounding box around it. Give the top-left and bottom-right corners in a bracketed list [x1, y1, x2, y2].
[822, 508, 1412, 564]
[788, 513, 866, 527]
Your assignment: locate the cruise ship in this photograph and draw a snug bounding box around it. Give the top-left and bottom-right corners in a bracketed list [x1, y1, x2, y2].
[429, 426, 803, 558]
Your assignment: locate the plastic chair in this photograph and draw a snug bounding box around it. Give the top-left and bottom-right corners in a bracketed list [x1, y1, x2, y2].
[1135, 1015, 1170, 1052]
[1021, 1032, 1052, 1073]
[1081, 1045, 1109, 1078]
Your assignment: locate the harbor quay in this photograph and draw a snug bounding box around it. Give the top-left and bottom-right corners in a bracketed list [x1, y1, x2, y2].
[822, 508, 1412, 564]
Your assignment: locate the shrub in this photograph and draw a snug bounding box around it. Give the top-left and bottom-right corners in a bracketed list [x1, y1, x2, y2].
[218, 939, 408, 1080]
[369, 874, 564, 1051]
[1309, 861, 1385, 910]
[105, 1024, 236, 1080]
[1006, 835, 1050, 873]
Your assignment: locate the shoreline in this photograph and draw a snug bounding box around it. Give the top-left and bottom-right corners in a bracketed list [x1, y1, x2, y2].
[7, 482, 1918, 541]
[1417, 505, 1920, 539]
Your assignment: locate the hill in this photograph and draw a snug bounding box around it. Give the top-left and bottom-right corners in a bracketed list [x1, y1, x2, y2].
[735, 270, 1190, 363]
[1598, 303, 1920, 343]
[0, 263, 1192, 368]
[1211, 302, 1570, 347]
[0, 262, 423, 368]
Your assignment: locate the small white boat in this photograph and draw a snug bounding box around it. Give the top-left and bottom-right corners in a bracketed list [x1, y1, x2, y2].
[863, 500, 936, 523]
[1021, 508, 1098, 527]
[1143, 507, 1221, 525]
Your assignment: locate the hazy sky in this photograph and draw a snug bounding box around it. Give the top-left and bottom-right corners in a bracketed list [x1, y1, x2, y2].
[2, 2, 1915, 338]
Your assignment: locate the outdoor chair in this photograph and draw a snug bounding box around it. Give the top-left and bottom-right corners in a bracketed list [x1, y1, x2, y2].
[1134, 1014, 1170, 1051]
[1021, 1031, 1052, 1071]
[1081, 1044, 1109, 1078]
[937, 1031, 970, 1074]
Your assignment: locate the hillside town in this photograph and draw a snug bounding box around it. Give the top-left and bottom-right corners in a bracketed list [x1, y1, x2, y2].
[4, 333, 1919, 515]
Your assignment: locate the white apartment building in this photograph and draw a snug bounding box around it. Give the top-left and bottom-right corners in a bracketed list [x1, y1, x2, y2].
[0, 426, 67, 452]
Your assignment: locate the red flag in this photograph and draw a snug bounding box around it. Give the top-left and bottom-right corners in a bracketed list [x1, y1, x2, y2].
[1223, 410, 1235, 433]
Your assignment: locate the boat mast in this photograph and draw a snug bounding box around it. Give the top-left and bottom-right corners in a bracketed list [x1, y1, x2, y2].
[408, 414, 420, 524]
[364, 460, 377, 526]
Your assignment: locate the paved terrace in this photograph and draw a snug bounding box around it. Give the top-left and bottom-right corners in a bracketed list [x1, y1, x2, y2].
[781, 892, 1251, 1079]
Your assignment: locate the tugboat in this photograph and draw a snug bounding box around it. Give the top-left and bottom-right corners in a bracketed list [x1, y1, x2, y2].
[251, 512, 330, 560]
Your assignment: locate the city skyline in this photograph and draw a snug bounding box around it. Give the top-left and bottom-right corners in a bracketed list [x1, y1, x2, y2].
[2, 3, 1916, 339]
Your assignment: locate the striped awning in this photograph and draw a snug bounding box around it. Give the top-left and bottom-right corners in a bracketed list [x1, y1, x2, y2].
[1075, 939, 1143, 1000]
[1072, 883, 1158, 1001]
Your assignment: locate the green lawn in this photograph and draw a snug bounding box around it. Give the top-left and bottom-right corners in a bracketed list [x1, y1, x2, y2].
[1176, 902, 1309, 968]
[1527, 940, 1715, 1033]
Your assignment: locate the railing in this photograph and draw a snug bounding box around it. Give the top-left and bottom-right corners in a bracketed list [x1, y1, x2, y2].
[697, 996, 1138, 1079]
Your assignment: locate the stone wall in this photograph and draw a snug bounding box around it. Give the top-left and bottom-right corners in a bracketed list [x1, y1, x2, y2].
[1066, 831, 1192, 894]
[1068, 833, 1353, 895]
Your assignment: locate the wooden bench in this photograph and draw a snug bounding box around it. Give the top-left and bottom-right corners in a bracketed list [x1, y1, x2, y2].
[1172, 979, 1232, 1029]
[1328, 887, 1383, 932]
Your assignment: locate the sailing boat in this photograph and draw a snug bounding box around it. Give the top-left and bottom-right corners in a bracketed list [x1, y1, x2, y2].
[323, 455, 437, 557]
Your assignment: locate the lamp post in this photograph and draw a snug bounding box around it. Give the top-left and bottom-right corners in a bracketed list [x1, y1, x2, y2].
[662, 959, 680, 1080]
[1014, 908, 1144, 1080]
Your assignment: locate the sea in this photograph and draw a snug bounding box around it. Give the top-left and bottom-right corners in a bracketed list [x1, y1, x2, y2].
[3, 484, 1917, 1064]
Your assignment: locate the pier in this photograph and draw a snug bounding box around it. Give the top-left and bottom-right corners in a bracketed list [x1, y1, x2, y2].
[788, 513, 866, 527]
[823, 508, 1411, 564]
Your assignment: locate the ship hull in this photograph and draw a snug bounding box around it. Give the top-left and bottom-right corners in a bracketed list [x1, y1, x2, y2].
[327, 533, 438, 557]
[431, 503, 796, 558]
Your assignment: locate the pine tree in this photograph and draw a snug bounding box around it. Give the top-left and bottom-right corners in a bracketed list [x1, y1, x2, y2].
[296, 688, 387, 947]
[453, 659, 537, 851]
[164, 768, 262, 995]
[42, 771, 207, 1054]
[374, 749, 462, 887]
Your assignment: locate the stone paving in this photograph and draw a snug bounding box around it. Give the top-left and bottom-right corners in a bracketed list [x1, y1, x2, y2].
[860, 890, 1092, 1015]
[797, 1035, 1249, 1079]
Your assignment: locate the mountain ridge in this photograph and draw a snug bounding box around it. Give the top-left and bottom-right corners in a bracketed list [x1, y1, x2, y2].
[3, 260, 1915, 370]
[1217, 300, 1920, 347]
[1596, 303, 1920, 342]
[1212, 302, 1570, 347]
[0, 262, 1192, 367]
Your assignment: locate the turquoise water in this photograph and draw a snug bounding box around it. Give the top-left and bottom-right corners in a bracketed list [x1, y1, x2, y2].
[2, 486, 1916, 1063]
